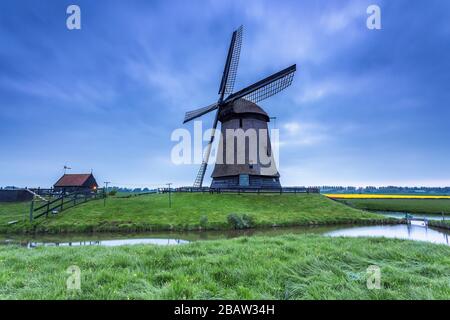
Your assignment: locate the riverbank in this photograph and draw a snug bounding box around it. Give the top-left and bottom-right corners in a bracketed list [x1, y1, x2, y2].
[1, 234, 449, 299]
[429, 220, 450, 231]
[0, 193, 390, 234]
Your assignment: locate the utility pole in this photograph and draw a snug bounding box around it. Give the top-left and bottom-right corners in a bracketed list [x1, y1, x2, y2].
[166, 183, 172, 208]
[104, 181, 111, 206]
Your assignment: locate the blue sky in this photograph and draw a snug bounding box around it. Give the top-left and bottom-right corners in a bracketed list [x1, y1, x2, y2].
[0, 0, 449, 188]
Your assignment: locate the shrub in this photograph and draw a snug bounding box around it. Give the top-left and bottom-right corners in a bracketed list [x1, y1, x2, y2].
[227, 214, 254, 229]
[242, 214, 255, 228]
[108, 190, 117, 196]
[227, 214, 243, 229]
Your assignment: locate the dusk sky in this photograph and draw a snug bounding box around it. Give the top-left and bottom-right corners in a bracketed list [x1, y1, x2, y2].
[1, 0, 449, 188]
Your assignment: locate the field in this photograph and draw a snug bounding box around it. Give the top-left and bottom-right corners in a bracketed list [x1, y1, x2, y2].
[333, 198, 450, 215]
[0, 193, 387, 234]
[325, 194, 450, 199]
[0, 234, 449, 299]
[1, 193, 449, 300]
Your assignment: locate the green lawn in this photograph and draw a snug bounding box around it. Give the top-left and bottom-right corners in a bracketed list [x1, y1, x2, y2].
[0, 202, 30, 225]
[338, 198, 450, 215]
[0, 234, 449, 299]
[0, 193, 388, 234]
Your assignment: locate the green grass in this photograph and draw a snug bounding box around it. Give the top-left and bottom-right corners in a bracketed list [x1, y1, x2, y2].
[0, 202, 30, 225]
[0, 193, 388, 234]
[0, 234, 449, 299]
[339, 198, 450, 215]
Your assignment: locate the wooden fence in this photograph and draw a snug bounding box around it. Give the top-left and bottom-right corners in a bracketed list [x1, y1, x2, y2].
[29, 188, 106, 222]
[161, 187, 320, 194]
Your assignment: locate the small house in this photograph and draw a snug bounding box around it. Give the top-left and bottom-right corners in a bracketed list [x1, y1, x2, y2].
[53, 173, 99, 193]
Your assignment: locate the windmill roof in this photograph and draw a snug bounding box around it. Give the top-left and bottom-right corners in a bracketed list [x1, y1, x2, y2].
[54, 174, 94, 187]
[220, 99, 269, 121]
[230, 99, 268, 116]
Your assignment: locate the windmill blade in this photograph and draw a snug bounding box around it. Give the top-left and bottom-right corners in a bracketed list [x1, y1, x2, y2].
[183, 102, 218, 123]
[224, 64, 296, 104]
[193, 111, 220, 187]
[218, 25, 243, 98]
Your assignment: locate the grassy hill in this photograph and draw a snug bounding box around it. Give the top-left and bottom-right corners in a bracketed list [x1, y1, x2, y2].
[1, 234, 449, 299]
[0, 193, 388, 233]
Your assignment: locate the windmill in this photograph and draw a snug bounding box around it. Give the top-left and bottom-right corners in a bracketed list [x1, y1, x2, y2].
[183, 25, 296, 189]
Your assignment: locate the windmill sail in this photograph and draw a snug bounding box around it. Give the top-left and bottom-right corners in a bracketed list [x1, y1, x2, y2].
[193, 26, 243, 187]
[193, 112, 220, 187]
[183, 103, 218, 123]
[218, 26, 243, 98]
[225, 64, 296, 104]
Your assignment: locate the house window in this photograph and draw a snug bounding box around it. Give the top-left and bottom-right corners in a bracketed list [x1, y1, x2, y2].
[239, 119, 243, 128]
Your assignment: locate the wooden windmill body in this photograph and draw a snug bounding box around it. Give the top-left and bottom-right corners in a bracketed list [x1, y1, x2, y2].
[183, 26, 296, 189]
[210, 99, 281, 189]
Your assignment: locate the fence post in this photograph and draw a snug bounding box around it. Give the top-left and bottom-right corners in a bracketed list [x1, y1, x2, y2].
[29, 199, 34, 223]
[60, 193, 64, 212]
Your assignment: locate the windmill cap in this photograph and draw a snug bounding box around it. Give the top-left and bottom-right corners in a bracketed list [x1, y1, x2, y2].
[220, 99, 270, 122]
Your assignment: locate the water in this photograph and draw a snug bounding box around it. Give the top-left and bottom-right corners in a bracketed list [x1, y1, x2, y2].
[16, 238, 190, 248]
[1, 223, 449, 247]
[374, 211, 447, 221]
[0, 226, 337, 248]
[326, 224, 450, 246]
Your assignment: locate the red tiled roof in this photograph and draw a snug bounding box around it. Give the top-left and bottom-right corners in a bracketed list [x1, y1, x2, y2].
[54, 174, 93, 187]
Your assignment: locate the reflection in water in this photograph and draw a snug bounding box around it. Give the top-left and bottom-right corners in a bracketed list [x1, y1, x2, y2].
[374, 211, 448, 221]
[1, 224, 449, 248]
[25, 238, 189, 248]
[0, 225, 337, 248]
[326, 224, 450, 246]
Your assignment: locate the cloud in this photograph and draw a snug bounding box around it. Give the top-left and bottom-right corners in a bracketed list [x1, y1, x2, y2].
[319, 1, 366, 34]
[0, 74, 118, 113]
[1, 0, 449, 187]
[294, 81, 342, 103]
[280, 121, 329, 147]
